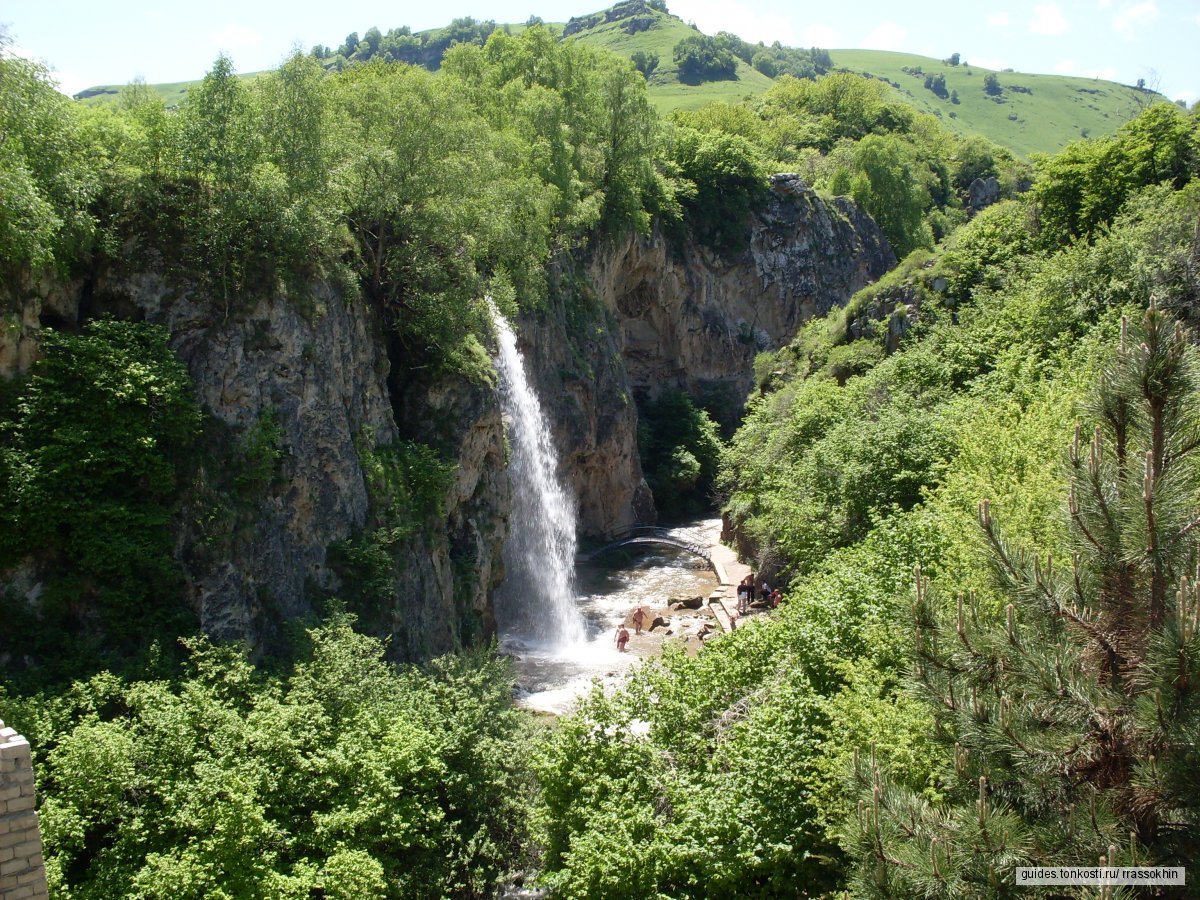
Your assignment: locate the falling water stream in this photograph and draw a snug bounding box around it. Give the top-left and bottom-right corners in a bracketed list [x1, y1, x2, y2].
[490, 303, 720, 714]
[490, 302, 586, 648]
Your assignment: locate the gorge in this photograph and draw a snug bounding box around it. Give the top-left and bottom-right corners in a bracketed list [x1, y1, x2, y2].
[0, 174, 892, 665]
[8, 13, 1197, 892]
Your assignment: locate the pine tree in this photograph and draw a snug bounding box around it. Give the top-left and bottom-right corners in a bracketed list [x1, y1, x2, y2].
[847, 301, 1200, 897]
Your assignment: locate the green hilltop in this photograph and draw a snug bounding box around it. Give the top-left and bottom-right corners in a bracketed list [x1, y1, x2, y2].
[827, 49, 1152, 158]
[73, 1, 1156, 157]
[560, 2, 776, 112]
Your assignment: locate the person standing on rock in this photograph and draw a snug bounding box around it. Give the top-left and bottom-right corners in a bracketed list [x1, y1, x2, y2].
[616, 624, 630, 652]
[632, 606, 646, 635]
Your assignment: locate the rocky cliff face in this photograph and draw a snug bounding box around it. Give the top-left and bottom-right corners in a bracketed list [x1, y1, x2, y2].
[588, 175, 894, 426]
[1, 269, 509, 662]
[514, 281, 655, 538]
[1, 176, 893, 661]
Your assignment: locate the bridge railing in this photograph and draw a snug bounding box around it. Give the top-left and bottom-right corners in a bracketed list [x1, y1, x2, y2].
[582, 524, 714, 564]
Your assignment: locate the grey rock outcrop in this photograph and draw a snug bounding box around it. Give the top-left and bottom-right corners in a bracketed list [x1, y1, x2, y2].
[1, 269, 508, 662]
[588, 178, 894, 425]
[967, 176, 1002, 215]
[514, 284, 655, 537]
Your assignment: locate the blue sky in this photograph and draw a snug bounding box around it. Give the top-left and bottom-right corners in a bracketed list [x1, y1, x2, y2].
[3, 0, 1197, 104]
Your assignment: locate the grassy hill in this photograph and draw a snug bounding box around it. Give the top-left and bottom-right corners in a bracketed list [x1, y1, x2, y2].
[828, 49, 1151, 158]
[74, 73, 266, 109]
[561, 5, 775, 113]
[73, 3, 1155, 157]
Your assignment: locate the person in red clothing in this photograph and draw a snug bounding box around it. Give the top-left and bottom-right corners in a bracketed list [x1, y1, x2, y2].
[616, 624, 630, 651]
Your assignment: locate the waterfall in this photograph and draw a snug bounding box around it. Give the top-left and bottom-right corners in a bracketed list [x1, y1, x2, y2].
[489, 302, 586, 649]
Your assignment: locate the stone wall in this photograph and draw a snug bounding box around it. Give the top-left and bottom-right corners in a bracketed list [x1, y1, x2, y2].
[0, 720, 48, 900]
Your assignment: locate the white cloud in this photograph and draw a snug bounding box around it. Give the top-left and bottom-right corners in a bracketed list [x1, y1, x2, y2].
[669, 0, 799, 45]
[1054, 59, 1077, 73]
[1083, 65, 1118, 79]
[1174, 89, 1196, 107]
[1030, 3, 1070, 35]
[862, 21, 907, 51]
[986, 12, 1011, 26]
[1112, 1, 1159, 38]
[210, 24, 262, 51]
[802, 24, 839, 47]
[1, 44, 92, 96]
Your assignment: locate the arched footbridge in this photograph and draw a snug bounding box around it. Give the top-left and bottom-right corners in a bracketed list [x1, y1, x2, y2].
[580, 525, 714, 566]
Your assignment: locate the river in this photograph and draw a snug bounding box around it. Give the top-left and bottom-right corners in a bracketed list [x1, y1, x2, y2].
[505, 518, 721, 714]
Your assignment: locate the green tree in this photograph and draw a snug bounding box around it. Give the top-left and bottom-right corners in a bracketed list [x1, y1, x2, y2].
[672, 35, 737, 83]
[1034, 104, 1198, 243]
[849, 302, 1200, 895]
[14, 618, 534, 898]
[630, 49, 658, 78]
[179, 54, 256, 184]
[257, 51, 329, 199]
[0, 46, 97, 272]
[638, 391, 724, 518]
[983, 72, 1002, 95]
[667, 124, 768, 254]
[850, 134, 934, 257]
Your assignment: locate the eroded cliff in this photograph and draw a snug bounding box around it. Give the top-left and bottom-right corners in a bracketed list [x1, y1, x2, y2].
[589, 175, 894, 426]
[1, 269, 509, 663]
[1, 177, 892, 662]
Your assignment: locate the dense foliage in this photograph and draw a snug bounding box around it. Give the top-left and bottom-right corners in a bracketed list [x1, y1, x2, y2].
[0, 321, 201, 676]
[0, 43, 97, 273]
[0, 617, 533, 899]
[535, 105, 1200, 897]
[849, 302, 1200, 895]
[672, 35, 738, 83]
[636, 391, 723, 520]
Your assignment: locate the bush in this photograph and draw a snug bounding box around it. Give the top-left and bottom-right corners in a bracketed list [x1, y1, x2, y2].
[0, 320, 200, 671]
[4, 617, 534, 899]
[672, 35, 738, 83]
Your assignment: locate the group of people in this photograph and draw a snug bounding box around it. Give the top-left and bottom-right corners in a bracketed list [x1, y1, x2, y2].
[736, 574, 781, 615]
[615, 606, 649, 652]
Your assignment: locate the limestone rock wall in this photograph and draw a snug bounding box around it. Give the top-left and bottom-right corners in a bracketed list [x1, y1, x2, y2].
[514, 283, 655, 538]
[589, 175, 895, 426]
[0, 270, 509, 662]
[0, 720, 48, 900]
[0, 176, 894, 657]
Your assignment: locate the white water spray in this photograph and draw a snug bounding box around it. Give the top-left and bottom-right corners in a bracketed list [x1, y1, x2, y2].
[490, 302, 586, 648]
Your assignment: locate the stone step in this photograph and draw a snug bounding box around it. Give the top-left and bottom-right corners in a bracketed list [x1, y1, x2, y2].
[714, 591, 742, 628]
[708, 598, 732, 633]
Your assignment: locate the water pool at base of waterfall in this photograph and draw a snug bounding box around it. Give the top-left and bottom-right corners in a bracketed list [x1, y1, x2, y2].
[505, 520, 721, 715]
